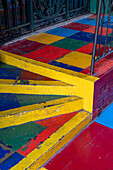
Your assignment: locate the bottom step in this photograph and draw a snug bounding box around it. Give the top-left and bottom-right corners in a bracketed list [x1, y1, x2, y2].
[1, 110, 91, 170]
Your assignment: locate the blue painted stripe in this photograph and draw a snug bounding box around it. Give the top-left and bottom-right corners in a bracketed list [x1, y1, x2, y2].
[96, 103, 113, 129]
[0, 93, 20, 111]
[0, 146, 10, 159]
[0, 68, 22, 79]
[0, 153, 24, 170]
[49, 61, 84, 72]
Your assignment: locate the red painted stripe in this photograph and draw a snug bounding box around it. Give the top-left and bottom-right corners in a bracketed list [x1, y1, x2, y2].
[17, 127, 57, 156]
[36, 112, 77, 128]
[17, 112, 78, 156]
[20, 70, 54, 81]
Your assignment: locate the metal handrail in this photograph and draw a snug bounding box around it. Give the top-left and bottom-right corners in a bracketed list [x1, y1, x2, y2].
[91, 0, 113, 74]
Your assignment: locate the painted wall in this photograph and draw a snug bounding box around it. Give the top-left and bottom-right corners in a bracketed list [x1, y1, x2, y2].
[90, 0, 108, 14]
[90, 0, 99, 13]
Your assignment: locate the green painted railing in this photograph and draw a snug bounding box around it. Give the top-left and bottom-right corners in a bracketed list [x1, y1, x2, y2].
[0, 0, 90, 44]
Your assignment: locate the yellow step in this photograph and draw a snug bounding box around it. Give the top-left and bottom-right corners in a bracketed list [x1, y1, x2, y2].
[0, 79, 76, 96]
[0, 96, 83, 129]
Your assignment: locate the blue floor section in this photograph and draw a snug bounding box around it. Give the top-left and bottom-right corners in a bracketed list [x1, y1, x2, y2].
[104, 15, 113, 21]
[96, 103, 113, 129]
[102, 21, 113, 28]
[75, 17, 113, 28]
[45, 27, 80, 37]
[75, 18, 96, 26]
[68, 31, 111, 45]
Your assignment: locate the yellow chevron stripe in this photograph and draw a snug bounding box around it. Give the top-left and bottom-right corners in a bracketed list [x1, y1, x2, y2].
[0, 50, 99, 113]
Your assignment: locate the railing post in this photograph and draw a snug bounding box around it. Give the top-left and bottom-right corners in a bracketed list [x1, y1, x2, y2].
[74, 0, 78, 9]
[15, 0, 18, 26]
[0, 12, 1, 32]
[22, 0, 26, 24]
[66, 0, 69, 19]
[90, 0, 102, 74]
[3, 0, 10, 29]
[12, 0, 18, 26]
[29, 0, 33, 32]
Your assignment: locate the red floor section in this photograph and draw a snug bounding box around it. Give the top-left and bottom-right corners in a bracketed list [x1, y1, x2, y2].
[84, 26, 112, 36]
[45, 122, 113, 170]
[76, 43, 103, 54]
[1, 39, 45, 55]
[81, 54, 113, 78]
[62, 22, 93, 31]
[23, 45, 71, 63]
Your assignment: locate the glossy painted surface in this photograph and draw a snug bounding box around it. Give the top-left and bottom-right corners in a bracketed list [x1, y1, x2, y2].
[44, 103, 113, 170]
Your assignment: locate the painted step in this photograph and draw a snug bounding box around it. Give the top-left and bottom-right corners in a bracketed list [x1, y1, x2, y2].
[10, 110, 91, 170]
[0, 50, 99, 113]
[0, 96, 83, 129]
[0, 79, 76, 96]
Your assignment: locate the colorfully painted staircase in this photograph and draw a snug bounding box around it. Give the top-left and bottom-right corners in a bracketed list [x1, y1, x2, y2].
[0, 51, 93, 169]
[0, 14, 113, 169]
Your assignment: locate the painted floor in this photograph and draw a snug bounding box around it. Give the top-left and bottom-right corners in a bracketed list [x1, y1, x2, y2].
[44, 102, 113, 170]
[0, 14, 113, 169]
[1, 14, 113, 78]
